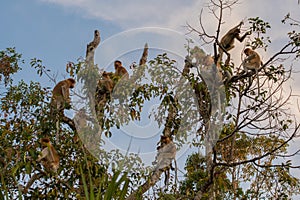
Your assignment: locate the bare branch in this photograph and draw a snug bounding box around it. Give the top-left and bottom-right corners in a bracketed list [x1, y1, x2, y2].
[217, 126, 299, 167]
[86, 30, 101, 68]
[139, 43, 148, 66]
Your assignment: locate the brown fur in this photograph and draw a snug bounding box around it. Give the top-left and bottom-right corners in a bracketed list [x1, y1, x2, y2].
[243, 48, 262, 94]
[37, 138, 59, 172]
[156, 135, 176, 185]
[219, 22, 250, 62]
[114, 60, 129, 79]
[50, 78, 76, 116]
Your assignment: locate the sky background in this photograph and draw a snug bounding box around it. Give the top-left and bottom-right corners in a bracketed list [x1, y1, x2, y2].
[1, 0, 300, 190]
[1, 0, 300, 83]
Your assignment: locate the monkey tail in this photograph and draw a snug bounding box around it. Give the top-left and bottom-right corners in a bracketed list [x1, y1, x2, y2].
[256, 69, 260, 95]
[174, 159, 178, 186]
[55, 115, 60, 143]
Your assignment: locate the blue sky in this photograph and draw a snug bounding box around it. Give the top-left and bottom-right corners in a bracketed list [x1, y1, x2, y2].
[1, 0, 299, 80]
[1, 0, 300, 189]
[1, 1, 119, 84]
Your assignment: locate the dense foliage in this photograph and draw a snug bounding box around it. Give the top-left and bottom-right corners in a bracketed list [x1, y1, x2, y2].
[1, 1, 300, 199]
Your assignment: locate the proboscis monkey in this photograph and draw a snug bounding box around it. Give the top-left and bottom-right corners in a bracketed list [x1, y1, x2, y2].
[50, 78, 76, 117]
[218, 22, 251, 63]
[114, 60, 129, 79]
[37, 138, 59, 173]
[242, 48, 262, 94]
[155, 135, 177, 185]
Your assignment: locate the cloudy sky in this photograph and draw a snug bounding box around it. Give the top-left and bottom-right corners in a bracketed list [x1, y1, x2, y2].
[2, 0, 300, 77]
[1, 0, 300, 187]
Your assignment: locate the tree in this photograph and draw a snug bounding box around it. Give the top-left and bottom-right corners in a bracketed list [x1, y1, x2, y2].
[182, 0, 300, 199]
[0, 35, 144, 199]
[1, 0, 300, 199]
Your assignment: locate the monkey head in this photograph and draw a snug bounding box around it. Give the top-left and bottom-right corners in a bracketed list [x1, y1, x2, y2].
[67, 78, 76, 88]
[114, 60, 122, 70]
[102, 71, 110, 78]
[160, 135, 172, 144]
[234, 28, 241, 35]
[243, 48, 252, 56]
[40, 138, 51, 147]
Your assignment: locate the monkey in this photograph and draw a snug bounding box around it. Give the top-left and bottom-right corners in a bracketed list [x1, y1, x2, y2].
[21, 138, 59, 193]
[95, 72, 115, 128]
[242, 48, 262, 94]
[74, 108, 88, 130]
[50, 78, 76, 117]
[99, 71, 114, 95]
[49, 78, 75, 141]
[203, 55, 214, 67]
[95, 71, 114, 107]
[154, 135, 177, 185]
[37, 138, 59, 173]
[218, 22, 251, 63]
[114, 60, 129, 79]
[182, 56, 193, 76]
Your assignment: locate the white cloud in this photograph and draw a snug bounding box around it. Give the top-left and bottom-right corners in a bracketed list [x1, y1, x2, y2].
[38, 0, 300, 30]
[39, 0, 201, 29]
[38, 0, 300, 57]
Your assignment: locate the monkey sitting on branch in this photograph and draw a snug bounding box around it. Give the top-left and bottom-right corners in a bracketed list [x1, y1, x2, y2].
[37, 138, 60, 173]
[50, 78, 76, 118]
[114, 60, 129, 79]
[96, 71, 114, 97]
[153, 135, 177, 185]
[49, 78, 76, 139]
[95, 71, 114, 127]
[21, 138, 60, 193]
[242, 48, 262, 94]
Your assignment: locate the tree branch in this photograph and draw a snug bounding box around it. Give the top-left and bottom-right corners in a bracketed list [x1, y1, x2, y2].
[62, 115, 76, 131]
[139, 43, 148, 66]
[85, 30, 100, 68]
[217, 126, 299, 167]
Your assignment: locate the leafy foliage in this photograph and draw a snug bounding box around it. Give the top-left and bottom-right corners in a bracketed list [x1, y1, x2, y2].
[1, 1, 300, 199]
